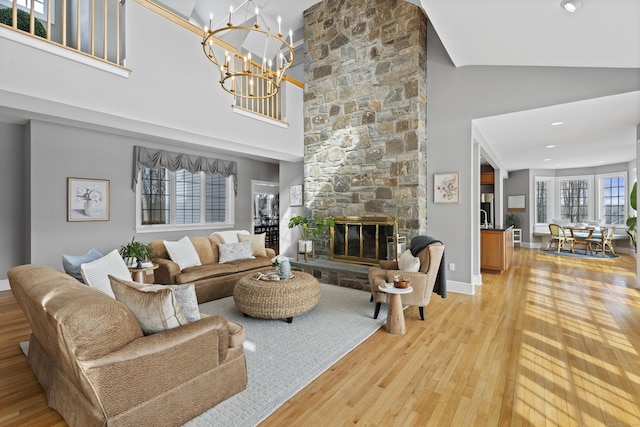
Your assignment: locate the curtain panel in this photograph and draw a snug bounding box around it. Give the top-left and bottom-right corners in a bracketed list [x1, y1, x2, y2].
[132, 146, 238, 194]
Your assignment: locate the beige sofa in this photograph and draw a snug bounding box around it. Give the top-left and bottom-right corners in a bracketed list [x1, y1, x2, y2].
[150, 235, 276, 303]
[8, 264, 247, 427]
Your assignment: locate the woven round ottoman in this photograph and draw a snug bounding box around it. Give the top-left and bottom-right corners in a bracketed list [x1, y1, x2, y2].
[233, 271, 321, 323]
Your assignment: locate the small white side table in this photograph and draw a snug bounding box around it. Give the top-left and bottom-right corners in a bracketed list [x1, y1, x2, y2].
[513, 228, 522, 246]
[378, 284, 413, 335]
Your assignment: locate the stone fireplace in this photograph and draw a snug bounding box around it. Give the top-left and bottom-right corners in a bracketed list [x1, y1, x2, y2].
[303, 0, 428, 260]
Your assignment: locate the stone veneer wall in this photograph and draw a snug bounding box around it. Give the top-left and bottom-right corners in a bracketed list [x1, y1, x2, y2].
[303, 0, 428, 258]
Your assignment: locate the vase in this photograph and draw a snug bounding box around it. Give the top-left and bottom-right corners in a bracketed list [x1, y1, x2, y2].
[278, 260, 291, 279]
[83, 200, 94, 217]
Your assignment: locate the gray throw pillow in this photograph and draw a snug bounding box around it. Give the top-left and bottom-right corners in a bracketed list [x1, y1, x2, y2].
[168, 283, 201, 322]
[62, 248, 103, 282]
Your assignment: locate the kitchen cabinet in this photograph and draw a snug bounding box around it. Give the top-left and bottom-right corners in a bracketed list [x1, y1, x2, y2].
[481, 227, 514, 273]
[480, 171, 494, 185]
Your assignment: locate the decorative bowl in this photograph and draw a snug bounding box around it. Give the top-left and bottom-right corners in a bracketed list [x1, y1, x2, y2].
[394, 280, 409, 289]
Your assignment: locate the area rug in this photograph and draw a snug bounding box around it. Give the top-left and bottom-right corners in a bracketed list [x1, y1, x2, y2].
[185, 283, 386, 427]
[540, 248, 619, 259]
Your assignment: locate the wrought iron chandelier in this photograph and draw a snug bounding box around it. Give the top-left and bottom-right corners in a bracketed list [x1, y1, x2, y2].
[201, 0, 294, 99]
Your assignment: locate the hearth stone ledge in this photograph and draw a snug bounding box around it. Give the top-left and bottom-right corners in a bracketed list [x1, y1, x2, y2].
[289, 258, 371, 292]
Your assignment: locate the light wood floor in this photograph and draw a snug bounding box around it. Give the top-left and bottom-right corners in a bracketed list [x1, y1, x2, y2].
[1, 248, 639, 426]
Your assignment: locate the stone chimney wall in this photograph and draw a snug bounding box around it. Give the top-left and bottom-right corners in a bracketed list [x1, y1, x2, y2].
[303, 0, 428, 257]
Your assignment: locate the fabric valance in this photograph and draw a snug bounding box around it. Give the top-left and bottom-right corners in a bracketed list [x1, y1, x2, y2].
[132, 146, 238, 194]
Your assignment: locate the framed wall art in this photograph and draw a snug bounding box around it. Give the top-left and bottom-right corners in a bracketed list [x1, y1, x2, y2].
[68, 178, 110, 221]
[434, 172, 459, 204]
[507, 194, 526, 212]
[289, 184, 303, 207]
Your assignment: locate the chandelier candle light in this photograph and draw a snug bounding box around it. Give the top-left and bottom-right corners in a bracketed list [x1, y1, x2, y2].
[202, 0, 295, 99]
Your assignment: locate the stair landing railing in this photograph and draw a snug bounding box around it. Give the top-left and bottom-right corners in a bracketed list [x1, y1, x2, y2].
[0, 0, 125, 68]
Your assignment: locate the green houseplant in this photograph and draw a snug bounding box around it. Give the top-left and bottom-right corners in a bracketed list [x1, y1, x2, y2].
[119, 237, 154, 268]
[505, 213, 521, 229]
[626, 181, 637, 249]
[0, 8, 47, 38]
[288, 215, 336, 255]
[287, 215, 336, 240]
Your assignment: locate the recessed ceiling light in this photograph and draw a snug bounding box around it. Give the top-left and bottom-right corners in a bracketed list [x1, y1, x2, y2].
[546, 144, 557, 148]
[544, 158, 551, 161]
[561, 0, 583, 13]
[550, 122, 564, 126]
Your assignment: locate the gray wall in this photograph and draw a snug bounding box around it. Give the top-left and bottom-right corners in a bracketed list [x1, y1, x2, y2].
[278, 160, 304, 258]
[426, 20, 640, 287]
[1, 120, 278, 274]
[0, 123, 26, 279]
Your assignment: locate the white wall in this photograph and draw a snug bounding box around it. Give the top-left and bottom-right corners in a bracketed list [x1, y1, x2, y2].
[0, 1, 304, 162]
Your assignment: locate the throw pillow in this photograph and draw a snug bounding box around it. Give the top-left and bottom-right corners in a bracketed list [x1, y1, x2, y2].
[109, 275, 188, 335]
[218, 241, 255, 263]
[163, 236, 201, 271]
[398, 249, 420, 272]
[238, 233, 268, 257]
[211, 229, 250, 243]
[80, 249, 131, 298]
[63, 248, 103, 282]
[168, 283, 200, 322]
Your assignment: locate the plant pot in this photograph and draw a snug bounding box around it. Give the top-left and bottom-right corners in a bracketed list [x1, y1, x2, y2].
[298, 240, 313, 254]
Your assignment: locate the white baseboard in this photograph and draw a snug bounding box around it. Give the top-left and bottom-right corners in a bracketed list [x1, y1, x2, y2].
[447, 279, 475, 295]
[472, 274, 483, 286]
[521, 242, 541, 249]
[0, 279, 9, 291]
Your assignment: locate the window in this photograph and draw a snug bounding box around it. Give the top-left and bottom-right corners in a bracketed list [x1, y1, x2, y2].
[559, 177, 590, 222]
[535, 180, 548, 223]
[1, 0, 49, 19]
[137, 167, 233, 231]
[534, 177, 555, 225]
[598, 173, 626, 225]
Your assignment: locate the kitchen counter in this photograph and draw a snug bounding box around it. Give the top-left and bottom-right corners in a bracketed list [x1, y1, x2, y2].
[481, 226, 514, 273]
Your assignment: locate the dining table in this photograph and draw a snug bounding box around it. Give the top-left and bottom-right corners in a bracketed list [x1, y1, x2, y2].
[567, 226, 598, 254]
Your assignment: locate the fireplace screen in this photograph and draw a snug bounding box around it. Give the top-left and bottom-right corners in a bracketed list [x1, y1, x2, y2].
[330, 216, 397, 265]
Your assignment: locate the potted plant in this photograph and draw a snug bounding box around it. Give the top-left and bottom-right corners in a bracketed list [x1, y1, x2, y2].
[505, 213, 521, 229]
[119, 237, 154, 268]
[627, 182, 637, 251]
[288, 215, 336, 255]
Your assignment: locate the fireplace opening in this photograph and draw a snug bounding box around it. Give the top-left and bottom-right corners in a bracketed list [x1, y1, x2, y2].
[330, 216, 398, 265]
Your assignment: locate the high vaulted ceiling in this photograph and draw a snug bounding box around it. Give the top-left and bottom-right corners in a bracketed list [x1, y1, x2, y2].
[159, 0, 640, 172]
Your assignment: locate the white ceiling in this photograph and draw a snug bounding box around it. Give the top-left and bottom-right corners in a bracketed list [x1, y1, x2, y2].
[421, 0, 640, 172]
[159, 0, 640, 172]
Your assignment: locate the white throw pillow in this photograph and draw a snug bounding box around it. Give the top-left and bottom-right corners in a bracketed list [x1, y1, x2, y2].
[218, 241, 255, 263]
[163, 236, 201, 271]
[168, 283, 200, 322]
[80, 249, 131, 298]
[211, 230, 250, 244]
[109, 276, 188, 335]
[398, 249, 420, 272]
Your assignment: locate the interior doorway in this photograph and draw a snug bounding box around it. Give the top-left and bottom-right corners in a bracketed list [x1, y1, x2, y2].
[251, 180, 279, 252]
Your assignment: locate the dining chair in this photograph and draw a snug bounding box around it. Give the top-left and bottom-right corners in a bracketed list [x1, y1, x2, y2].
[586, 226, 617, 257]
[548, 223, 575, 253]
